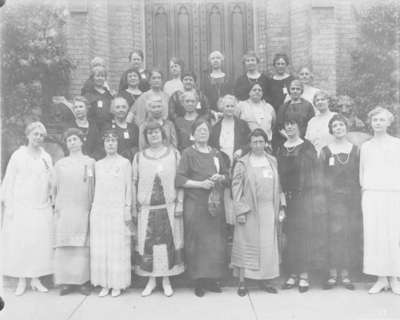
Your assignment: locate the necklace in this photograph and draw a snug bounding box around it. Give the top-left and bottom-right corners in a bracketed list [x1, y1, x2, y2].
[285, 145, 297, 153]
[334, 152, 350, 165]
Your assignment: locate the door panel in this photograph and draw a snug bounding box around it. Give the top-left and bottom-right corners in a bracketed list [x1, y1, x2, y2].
[145, 1, 254, 85]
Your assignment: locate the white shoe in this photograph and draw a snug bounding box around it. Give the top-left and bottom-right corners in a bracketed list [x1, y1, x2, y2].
[111, 289, 121, 297]
[369, 277, 389, 294]
[98, 287, 110, 297]
[15, 278, 27, 296]
[141, 279, 156, 297]
[390, 277, 400, 295]
[162, 277, 174, 297]
[31, 278, 48, 293]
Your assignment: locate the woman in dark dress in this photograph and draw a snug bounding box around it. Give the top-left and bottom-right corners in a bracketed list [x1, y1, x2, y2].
[202, 51, 233, 112]
[168, 72, 210, 122]
[103, 96, 139, 162]
[234, 51, 270, 102]
[320, 114, 362, 290]
[176, 118, 228, 297]
[118, 68, 143, 109]
[119, 49, 150, 93]
[277, 116, 326, 293]
[274, 79, 315, 151]
[67, 96, 102, 160]
[268, 53, 294, 112]
[83, 65, 114, 131]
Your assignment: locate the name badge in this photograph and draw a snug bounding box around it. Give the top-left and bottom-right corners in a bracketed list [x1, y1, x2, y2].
[123, 131, 130, 139]
[87, 167, 93, 177]
[97, 100, 103, 108]
[329, 156, 335, 166]
[283, 87, 288, 95]
[263, 169, 273, 178]
[196, 102, 202, 110]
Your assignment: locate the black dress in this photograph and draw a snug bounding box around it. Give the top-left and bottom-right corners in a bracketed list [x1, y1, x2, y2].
[277, 140, 327, 274]
[234, 73, 270, 102]
[84, 86, 113, 131]
[103, 120, 139, 162]
[201, 74, 233, 112]
[320, 145, 362, 271]
[268, 75, 294, 112]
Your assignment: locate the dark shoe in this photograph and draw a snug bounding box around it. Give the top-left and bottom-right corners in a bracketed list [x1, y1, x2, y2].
[194, 286, 205, 297]
[341, 278, 355, 291]
[204, 280, 222, 293]
[258, 281, 278, 294]
[322, 277, 337, 290]
[298, 279, 309, 293]
[79, 283, 92, 296]
[237, 282, 248, 297]
[281, 277, 297, 290]
[59, 285, 74, 296]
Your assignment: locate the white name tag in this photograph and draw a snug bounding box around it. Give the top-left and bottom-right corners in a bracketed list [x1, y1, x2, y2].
[123, 131, 130, 139]
[263, 169, 273, 178]
[283, 87, 288, 95]
[196, 102, 202, 110]
[97, 100, 103, 108]
[87, 167, 93, 177]
[329, 156, 335, 166]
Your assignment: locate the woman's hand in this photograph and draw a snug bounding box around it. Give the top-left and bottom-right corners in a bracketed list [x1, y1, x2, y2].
[278, 209, 286, 222]
[233, 149, 242, 160]
[199, 179, 215, 190]
[209, 173, 225, 183]
[237, 215, 246, 224]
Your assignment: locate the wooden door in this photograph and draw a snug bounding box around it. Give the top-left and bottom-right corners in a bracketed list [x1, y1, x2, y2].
[145, 0, 254, 86]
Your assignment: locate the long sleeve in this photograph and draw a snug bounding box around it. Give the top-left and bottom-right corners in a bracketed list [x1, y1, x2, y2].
[131, 153, 139, 219]
[1, 151, 18, 206]
[175, 149, 190, 187]
[123, 160, 133, 221]
[231, 160, 251, 216]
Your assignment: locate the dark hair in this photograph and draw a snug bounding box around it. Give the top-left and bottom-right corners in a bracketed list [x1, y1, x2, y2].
[191, 117, 212, 136]
[143, 120, 167, 145]
[149, 68, 164, 80]
[182, 71, 197, 83]
[242, 50, 260, 64]
[129, 49, 144, 62]
[328, 114, 349, 135]
[169, 57, 185, 72]
[102, 129, 119, 141]
[273, 53, 290, 66]
[249, 82, 263, 93]
[63, 127, 84, 143]
[283, 114, 302, 128]
[124, 68, 142, 83]
[248, 128, 268, 143]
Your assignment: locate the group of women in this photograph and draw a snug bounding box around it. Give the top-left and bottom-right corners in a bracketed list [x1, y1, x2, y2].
[1, 49, 400, 299]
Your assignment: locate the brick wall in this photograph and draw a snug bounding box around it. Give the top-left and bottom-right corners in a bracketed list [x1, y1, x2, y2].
[65, 0, 381, 97]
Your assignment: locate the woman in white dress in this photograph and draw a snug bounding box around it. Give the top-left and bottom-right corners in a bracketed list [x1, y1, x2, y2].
[90, 130, 133, 297]
[305, 90, 336, 155]
[236, 83, 276, 142]
[1, 122, 53, 296]
[360, 107, 400, 295]
[163, 57, 184, 97]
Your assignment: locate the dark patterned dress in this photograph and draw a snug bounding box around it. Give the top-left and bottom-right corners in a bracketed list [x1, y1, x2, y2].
[133, 147, 184, 276]
[320, 145, 362, 271]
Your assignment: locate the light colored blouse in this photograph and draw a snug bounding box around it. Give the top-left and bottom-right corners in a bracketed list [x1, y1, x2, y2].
[219, 118, 235, 162]
[305, 111, 336, 155]
[164, 78, 184, 97]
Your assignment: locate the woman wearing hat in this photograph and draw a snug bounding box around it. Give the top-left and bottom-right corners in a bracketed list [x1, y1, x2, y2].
[90, 130, 133, 297]
[1, 122, 54, 296]
[53, 128, 95, 296]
